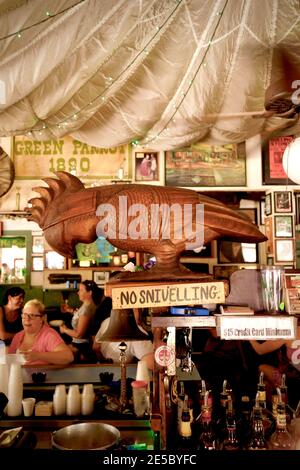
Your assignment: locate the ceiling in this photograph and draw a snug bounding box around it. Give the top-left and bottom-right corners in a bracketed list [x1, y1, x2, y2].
[0, 0, 300, 150]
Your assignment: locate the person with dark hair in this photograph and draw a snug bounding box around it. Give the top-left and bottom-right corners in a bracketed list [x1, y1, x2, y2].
[59, 280, 99, 362]
[0, 286, 25, 345]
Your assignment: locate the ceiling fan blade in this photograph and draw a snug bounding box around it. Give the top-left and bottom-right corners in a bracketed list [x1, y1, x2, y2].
[198, 110, 272, 121]
[0, 147, 15, 198]
[265, 47, 300, 115]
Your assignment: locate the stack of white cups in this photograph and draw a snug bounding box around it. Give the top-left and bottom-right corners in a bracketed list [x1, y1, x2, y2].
[7, 363, 23, 417]
[66, 384, 81, 416]
[53, 384, 67, 416]
[136, 360, 150, 383]
[81, 384, 95, 416]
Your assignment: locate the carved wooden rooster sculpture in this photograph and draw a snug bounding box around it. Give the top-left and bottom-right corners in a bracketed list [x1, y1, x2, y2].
[27, 172, 266, 280]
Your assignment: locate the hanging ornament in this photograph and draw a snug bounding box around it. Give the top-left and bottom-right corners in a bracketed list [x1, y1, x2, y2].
[282, 137, 300, 184]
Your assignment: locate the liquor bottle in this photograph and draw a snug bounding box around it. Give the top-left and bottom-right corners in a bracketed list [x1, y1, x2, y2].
[193, 380, 207, 441]
[269, 388, 294, 450]
[256, 372, 275, 438]
[197, 391, 217, 450]
[178, 395, 193, 449]
[177, 381, 185, 434]
[279, 374, 293, 425]
[247, 395, 268, 450]
[279, 374, 288, 405]
[238, 395, 252, 448]
[221, 395, 240, 450]
[215, 379, 229, 443]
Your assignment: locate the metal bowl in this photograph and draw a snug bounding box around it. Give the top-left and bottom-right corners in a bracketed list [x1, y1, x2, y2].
[52, 422, 120, 450]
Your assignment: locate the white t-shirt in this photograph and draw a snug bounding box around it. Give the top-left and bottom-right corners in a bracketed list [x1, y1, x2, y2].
[95, 318, 153, 363]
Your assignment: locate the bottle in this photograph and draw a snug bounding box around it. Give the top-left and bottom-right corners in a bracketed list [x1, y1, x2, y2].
[53, 384, 67, 416]
[178, 395, 193, 449]
[215, 379, 229, 444]
[177, 381, 185, 434]
[256, 371, 275, 438]
[247, 395, 268, 450]
[269, 388, 294, 450]
[279, 374, 293, 425]
[222, 395, 240, 450]
[238, 395, 252, 448]
[197, 391, 217, 450]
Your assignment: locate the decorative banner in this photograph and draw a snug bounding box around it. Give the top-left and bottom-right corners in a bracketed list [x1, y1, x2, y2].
[111, 281, 225, 309]
[218, 315, 297, 340]
[13, 135, 131, 180]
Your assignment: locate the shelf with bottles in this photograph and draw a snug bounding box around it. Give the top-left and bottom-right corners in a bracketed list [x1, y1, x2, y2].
[170, 369, 298, 451]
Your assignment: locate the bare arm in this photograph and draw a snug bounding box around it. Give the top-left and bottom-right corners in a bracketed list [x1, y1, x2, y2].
[0, 307, 14, 342]
[21, 343, 74, 365]
[250, 339, 286, 355]
[60, 315, 90, 339]
[141, 352, 154, 370]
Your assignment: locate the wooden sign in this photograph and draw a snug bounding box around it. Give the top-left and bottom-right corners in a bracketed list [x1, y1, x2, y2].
[111, 281, 225, 309]
[13, 135, 131, 180]
[218, 315, 297, 340]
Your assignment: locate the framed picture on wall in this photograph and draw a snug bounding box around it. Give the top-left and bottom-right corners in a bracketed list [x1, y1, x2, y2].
[274, 191, 293, 213]
[265, 193, 272, 216]
[93, 271, 110, 286]
[265, 216, 274, 254]
[32, 235, 44, 254]
[135, 152, 159, 181]
[295, 194, 300, 225]
[274, 215, 293, 238]
[262, 135, 294, 184]
[32, 256, 44, 272]
[165, 142, 246, 187]
[275, 239, 294, 262]
[260, 200, 265, 225]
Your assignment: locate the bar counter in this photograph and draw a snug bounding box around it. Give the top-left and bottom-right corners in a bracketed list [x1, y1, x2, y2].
[0, 363, 155, 450]
[0, 417, 154, 449]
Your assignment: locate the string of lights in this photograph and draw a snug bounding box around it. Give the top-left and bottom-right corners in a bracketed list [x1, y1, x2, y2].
[7, 0, 228, 149]
[0, 0, 87, 41]
[18, 0, 184, 138]
[137, 0, 229, 147]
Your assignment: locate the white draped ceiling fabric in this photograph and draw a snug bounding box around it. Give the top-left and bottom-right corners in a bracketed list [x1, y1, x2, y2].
[0, 0, 300, 150]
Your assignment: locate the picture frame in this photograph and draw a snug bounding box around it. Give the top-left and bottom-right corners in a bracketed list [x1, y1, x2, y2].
[13, 135, 132, 181]
[262, 135, 294, 185]
[275, 239, 294, 262]
[274, 215, 293, 238]
[260, 200, 265, 225]
[32, 235, 44, 254]
[274, 191, 293, 213]
[135, 152, 159, 182]
[265, 193, 272, 216]
[284, 269, 300, 315]
[265, 216, 274, 254]
[295, 194, 300, 225]
[93, 271, 110, 286]
[45, 251, 66, 269]
[32, 256, 44, 272]
[165, 142, 246, 187]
